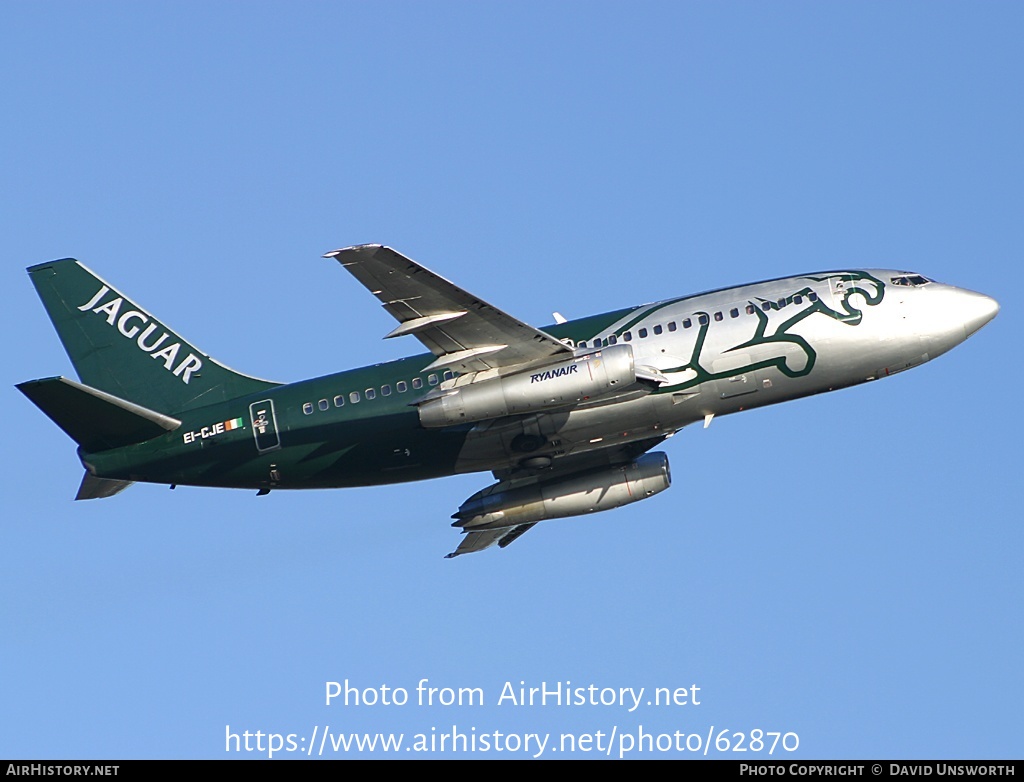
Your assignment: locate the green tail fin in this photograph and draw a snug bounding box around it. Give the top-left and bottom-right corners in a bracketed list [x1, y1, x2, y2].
[17, 376, 181, 452]
[27, 258, 278, 413]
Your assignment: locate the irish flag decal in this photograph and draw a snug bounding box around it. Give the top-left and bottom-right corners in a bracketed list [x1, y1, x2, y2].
[224, 417, 244, 431]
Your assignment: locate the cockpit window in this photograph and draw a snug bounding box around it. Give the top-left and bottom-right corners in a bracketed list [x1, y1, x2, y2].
[891, 274, 932, 287]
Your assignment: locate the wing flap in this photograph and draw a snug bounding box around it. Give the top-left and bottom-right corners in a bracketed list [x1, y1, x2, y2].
[444, 523, 538, 558]
[384, 311, 466, 339]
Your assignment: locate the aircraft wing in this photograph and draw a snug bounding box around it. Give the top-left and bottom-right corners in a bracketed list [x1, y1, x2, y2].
[324, 245, 572, 374]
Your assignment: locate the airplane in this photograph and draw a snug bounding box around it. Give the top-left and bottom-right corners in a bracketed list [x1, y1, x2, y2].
[17, 245, 999, 558]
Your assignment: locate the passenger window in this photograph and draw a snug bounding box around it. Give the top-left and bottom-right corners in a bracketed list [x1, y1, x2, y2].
[579, 340, 588, 348]
[762, 302, 771, 311]
[334, 395, 345, 407]
[698, 314, 709, 325]
[638, 328, 648, 338]
[794, 295, 803, 305]
[428, 374, 439, 386]
[442, 370, 455, 381]
[366, 388, 376, 400]
[413, 378, 423, 390]
[653, 324, 663, 335]
[382, 384, 392, 396]
[624, 331, 632, 341]
[730, 308, 739, 318]
[809, 292, 818, 302]
[682, 318, 691, 329]
[668, 321, 677, 332]
[302, 402, 313, 415]
[397, 381, 408, 393]
[608, 335, 618, 345]
[777, 298, 786, 308]
[714, 312, 723, 321]
[745, 304, 755, 315]
[318, 399, 329, 411]
[350, 391, 360, 403]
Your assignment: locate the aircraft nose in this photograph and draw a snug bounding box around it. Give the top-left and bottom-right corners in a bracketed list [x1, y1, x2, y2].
[957, 289, 999, 337]
[913, 284, 998, 359]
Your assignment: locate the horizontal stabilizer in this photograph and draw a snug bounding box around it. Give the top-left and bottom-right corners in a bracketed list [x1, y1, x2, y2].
[17, 376, 181, 452]
[76, 472, 133, 500]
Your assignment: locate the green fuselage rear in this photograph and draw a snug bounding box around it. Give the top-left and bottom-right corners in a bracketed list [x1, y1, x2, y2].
[82, 354, 473, 490]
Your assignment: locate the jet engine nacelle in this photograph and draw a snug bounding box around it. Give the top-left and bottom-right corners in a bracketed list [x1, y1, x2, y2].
[418, 343, 637, 428]
[452, 451, 671, 531]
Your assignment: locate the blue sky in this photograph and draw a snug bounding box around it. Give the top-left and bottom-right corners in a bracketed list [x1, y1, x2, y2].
[2, 2, 1021, 759]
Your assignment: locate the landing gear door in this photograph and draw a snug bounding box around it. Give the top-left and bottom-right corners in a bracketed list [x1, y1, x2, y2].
[250, 400, 281, 453]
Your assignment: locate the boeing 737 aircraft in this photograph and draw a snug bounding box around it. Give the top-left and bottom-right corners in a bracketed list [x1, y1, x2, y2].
[18, 245, 998, 557]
